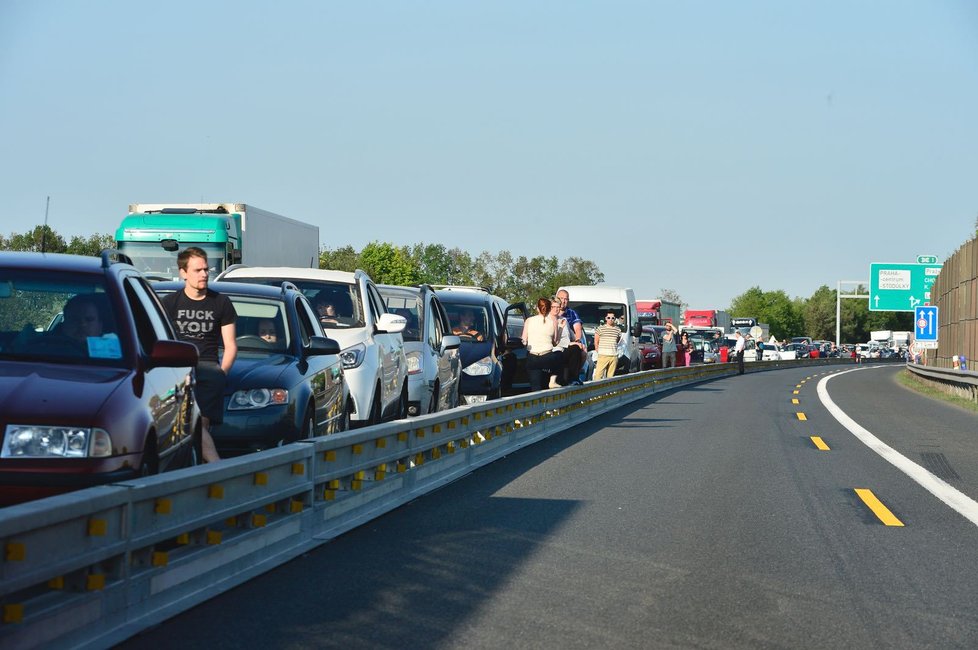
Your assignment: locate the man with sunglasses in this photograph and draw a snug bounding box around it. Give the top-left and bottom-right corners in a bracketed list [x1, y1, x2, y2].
[593, 312, 622, 380]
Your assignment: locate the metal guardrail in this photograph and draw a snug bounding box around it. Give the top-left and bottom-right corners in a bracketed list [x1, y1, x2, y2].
[906, 362, 978, 403]
[0, 358, 847, 649]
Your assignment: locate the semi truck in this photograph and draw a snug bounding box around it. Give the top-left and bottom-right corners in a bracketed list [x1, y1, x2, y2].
[636, 299, 682, 326]
[115, 203, 320, 280]
[684, 309, 731, 331]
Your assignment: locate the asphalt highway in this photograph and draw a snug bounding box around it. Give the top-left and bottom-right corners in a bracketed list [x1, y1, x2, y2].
[119, 364, 978, 649]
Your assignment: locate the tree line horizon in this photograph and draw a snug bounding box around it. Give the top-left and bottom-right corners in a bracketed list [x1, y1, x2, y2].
[2, 225, 911, 343]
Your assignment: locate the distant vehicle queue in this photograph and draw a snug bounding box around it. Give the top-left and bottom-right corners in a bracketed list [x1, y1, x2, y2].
[0, 225, 907, 506]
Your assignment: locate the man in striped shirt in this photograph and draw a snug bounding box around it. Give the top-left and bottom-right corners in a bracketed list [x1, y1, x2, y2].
[593, 312, 622, 379]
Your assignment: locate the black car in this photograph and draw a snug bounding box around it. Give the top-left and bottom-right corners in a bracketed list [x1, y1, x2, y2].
[0, 251, 201, 506]
[154, 281, 350, 456]
[434, 287, 527, 403]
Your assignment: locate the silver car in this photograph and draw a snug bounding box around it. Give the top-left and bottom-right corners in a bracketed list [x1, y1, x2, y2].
[379, 284, 461, 416]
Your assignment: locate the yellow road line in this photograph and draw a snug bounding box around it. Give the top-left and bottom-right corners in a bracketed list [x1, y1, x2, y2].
[793, 390, 800, 394]
[791, 398, 800, 404]
[855, 488, 905, 527]
[811, 436, 830, 451]
[796, 412, 807, 421]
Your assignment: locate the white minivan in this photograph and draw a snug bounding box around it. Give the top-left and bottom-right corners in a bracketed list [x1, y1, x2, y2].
[558, 284, 642, 376]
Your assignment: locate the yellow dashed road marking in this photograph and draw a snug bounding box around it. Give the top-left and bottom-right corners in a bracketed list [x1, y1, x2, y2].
[796, 412, 807, 421]
[791, 398, 800, 404]
[811, 436, 830, 451]
[855, 488, 905, 527]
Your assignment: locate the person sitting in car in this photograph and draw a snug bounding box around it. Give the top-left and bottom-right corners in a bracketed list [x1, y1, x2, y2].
[452, 309, 484, 341]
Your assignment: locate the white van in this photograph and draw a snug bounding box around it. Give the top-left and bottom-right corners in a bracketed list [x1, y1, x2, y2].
[558, 284, 641, 375]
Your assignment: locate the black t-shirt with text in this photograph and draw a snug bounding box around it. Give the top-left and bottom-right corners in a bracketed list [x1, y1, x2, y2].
[160, 289, 237, 364]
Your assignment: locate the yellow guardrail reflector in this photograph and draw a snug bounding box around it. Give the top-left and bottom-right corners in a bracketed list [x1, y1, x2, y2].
[265, 503, 277, 513]
[208, 485, 224, 499]
[292, 463, 305, 475]
[374, 470, 386, 481]
[324, 450, 337, 461]
[327, 479, 340, 489]
[3, 604, 24, 624]
[855, 488, 905, 527]
[152, 551, 168, 567]
[352, 444, 363, 455]
[398, 432, 408, 442]
[376, 438, 387, 448]
[254, 472, 268, 486]
[351, 479, 363, 491]
[5, 542, 25, 562]
[176, 533, 190, 545]
[324, 489, 336, 500]
[207, 530, 222, 545]
[48, 576, 64, 590]
[86, 574, 105, 591]
[88, 519, 107, 537]
[811, 436, 830, 451]
[290, 500, 304, 513]
[155, 498, 172, 514]
[251, 514, 267, 528]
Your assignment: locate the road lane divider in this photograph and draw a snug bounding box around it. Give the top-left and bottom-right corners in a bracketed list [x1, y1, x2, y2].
[796, 412, 807, 421]
[791, 398, 799, 404]
[819, 368, 978, 528]
[854, 488, 905, 526]
[811, 436, 830, 451]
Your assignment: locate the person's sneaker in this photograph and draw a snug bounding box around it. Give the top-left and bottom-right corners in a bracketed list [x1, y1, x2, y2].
[549, 376, 561, 389]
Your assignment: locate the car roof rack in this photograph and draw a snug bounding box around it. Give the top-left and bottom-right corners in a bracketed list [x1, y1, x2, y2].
[430, 284, 491, 293]
[100, 249, 133, 268]
[279, 281, 300, 296]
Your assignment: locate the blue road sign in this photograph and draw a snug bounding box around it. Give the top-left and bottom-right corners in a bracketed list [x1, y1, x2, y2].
[914, 305, 938, 342]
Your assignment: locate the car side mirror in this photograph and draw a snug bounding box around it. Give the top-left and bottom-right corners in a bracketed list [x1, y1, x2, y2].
[441, 334, 461, 353]
[149, 340, 199, 368]
[306, 336, 341, 356]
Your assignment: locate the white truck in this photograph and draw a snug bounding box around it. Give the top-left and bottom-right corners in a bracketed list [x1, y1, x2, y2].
[116, 203, 320, 279]
[558, 284, 642, 375]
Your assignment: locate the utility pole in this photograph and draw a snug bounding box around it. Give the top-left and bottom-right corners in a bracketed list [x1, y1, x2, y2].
[41, 196, 50, 253]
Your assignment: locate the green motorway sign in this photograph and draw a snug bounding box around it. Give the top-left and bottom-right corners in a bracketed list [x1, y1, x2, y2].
[869, 262, 942, 312]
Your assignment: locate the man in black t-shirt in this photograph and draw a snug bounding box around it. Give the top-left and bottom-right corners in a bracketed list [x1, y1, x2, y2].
[160, 247, 237, 463]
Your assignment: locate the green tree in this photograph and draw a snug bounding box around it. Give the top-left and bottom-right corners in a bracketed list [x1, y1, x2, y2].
[4, 225, 66, 252]
[729, 286, 802, 341]
[67, 233, 115, 257]
[359, 241, 418, 285]
[804, 285, 836, 341]
[319, 245, 360, 272]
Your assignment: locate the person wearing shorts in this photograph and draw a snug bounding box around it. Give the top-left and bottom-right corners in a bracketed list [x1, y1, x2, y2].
[159, 247, 237, 462]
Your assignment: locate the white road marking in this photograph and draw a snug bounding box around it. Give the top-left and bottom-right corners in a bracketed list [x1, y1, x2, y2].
[818, 367, 978, 527]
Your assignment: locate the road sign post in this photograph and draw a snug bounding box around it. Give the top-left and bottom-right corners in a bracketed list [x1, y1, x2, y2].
[869, 262, 942, 311]
[914, 305, 938, 350]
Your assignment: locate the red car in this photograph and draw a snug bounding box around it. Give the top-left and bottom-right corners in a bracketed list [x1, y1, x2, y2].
[0, 251, 201, 506]
[639, 325, 665, 370]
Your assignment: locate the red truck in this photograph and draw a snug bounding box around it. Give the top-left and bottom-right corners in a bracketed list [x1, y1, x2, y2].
[684, 309, 731, 330]
[636, 299, 681, 326]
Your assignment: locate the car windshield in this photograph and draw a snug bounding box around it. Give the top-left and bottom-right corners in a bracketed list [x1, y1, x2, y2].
[440, 302, 490, 342]
[0, 271, 125, 365]
[567, 302, 626, 332]
[225, 278, 366, 329]
[226, 296, 291, 353]
[118, 241, 227, 280]
[380, 291, 422, 342]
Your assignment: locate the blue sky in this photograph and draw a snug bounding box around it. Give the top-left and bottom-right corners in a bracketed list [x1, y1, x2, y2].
[1, 1, 976, 309]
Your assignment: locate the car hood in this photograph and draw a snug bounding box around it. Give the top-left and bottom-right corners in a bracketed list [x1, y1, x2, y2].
[227, 354, 292, 389]
[459, 341, 493, 366]
[0, 362, 129, 423]
[317, 327, 367, 351]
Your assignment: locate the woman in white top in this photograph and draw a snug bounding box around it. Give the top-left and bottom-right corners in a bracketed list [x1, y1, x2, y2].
[521, 297, 558, 391]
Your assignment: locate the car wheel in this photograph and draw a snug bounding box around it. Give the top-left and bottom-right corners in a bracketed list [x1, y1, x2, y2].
[140, 435, 159, 477]
[369, 390, 382, 427]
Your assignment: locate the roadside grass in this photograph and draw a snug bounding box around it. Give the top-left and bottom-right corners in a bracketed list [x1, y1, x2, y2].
[896, 369, 978, 414]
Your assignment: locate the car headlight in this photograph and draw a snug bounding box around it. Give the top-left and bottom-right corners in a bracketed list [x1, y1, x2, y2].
[228, 388, 289, 410]
[406, 350, 422, 375]
[339, 343, 366, 369]
[2, 425, 112, 458]
[463, 356, 494, 376]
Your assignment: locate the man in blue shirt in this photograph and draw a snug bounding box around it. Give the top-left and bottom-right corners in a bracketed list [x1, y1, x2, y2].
[556, 289, 587, 384]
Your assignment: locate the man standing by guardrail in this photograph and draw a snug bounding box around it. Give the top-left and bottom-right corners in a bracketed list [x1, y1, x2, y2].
[733, 331, 746, 375]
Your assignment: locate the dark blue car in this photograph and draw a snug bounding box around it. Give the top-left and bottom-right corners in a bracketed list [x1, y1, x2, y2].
[154, 281, 350, 456]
